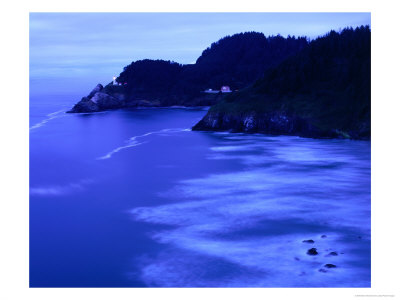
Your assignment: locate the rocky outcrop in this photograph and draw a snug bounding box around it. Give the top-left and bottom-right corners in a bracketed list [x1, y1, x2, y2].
[67, 84, 125, 113]
[192, 110, 342, 139]
[87, 83, 103, 98]
[302, 240, 315, 244]
[68, 83, 224, 113]
[193, 27, 371, 140]
[307, 248, 318, 255]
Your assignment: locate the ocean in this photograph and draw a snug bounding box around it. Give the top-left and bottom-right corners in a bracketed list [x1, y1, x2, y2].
[29, 92, 371, 287]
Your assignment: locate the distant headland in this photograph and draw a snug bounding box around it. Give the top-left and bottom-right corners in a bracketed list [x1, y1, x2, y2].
[68, 27, 370, 140]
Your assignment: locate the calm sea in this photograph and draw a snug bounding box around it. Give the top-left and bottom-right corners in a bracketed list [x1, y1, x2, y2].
[30, 92, 371, 287]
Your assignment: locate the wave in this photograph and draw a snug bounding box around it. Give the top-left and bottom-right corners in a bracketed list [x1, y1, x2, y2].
[97, 128, 190, 160]
[167, 106, 210, 110]
[30, 109, 66, 130]
[97, 141, 147, 160]
[131, 167, 371, 287]
[30, 179, 93, 196]
[130, 135, 371, 287]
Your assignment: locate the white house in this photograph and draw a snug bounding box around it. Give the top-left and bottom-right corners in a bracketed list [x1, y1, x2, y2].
[221, 86, 232, 93]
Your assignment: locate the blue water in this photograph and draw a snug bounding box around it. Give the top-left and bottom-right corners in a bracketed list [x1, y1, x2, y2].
[30, 93, 371, 287]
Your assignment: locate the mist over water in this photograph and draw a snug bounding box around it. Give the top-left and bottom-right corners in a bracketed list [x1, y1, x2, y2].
[30, 97, 370, 287]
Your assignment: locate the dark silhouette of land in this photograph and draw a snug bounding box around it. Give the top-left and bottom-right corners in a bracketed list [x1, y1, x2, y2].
[69, 27, 371, 139]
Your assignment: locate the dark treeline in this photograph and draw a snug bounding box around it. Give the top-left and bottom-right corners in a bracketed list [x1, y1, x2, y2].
[189, 32, 308, 90]
[71, 25, 371, 140]
[116, 32, 308, 105]
[255, 25, 371, 135]
[197, 26, 371, 139]
[255, 26, 370, 102]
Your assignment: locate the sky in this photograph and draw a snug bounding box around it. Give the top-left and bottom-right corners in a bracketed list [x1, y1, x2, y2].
[29, 13, 371, 96]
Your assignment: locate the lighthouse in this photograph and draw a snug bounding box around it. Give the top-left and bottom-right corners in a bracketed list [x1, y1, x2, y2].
[112, 76, 117, 85]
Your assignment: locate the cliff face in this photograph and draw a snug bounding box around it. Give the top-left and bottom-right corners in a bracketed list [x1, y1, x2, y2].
[192, 110, 366, 139]
[193, 26, 371, 140]
[67, 84, 126, 113]
[67, 83, 223, 113]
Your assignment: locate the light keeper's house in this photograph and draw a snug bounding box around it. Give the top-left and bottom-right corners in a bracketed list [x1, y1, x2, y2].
[221, 86, 231, 93]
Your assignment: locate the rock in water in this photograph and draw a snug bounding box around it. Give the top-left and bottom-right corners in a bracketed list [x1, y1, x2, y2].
[318, 268, 328, 273]
[328, 251, 338, 256]
[324, 264, 337, 268]
[307, 248, 318, 255]
[302, 239, 315, 244]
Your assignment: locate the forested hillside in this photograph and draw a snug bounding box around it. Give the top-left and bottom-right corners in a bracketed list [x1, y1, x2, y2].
[69, 32, 308, 112]
[193, 26, 371, 139]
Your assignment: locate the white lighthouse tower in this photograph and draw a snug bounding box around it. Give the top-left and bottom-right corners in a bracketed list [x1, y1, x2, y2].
[112, 76, 117, 85]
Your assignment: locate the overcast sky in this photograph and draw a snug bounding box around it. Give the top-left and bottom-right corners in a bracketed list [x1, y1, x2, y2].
[30, 13, 371, 96]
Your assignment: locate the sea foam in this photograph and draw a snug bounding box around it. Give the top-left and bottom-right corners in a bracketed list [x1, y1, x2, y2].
[130, 134, 371, 287]
[30, 109, 66, 130]
[97, 128, 190, 160]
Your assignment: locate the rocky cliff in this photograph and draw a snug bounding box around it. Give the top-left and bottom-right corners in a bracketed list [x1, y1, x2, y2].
[193, 26, 371, 140]
[68, 84, 125, 113]
[67, 83, 224, 113]
[192, 109, 366, 139]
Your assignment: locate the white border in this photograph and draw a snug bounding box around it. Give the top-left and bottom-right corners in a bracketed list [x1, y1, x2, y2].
[1, 0, 399, 299]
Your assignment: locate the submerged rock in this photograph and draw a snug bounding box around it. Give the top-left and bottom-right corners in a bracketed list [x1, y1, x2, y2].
[318, 268, 328, 273]
[307, 248, 318, 255]
[321, 235, 327, 238]
[324, 264, 337, 268]
[328, 251, 338, 256]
